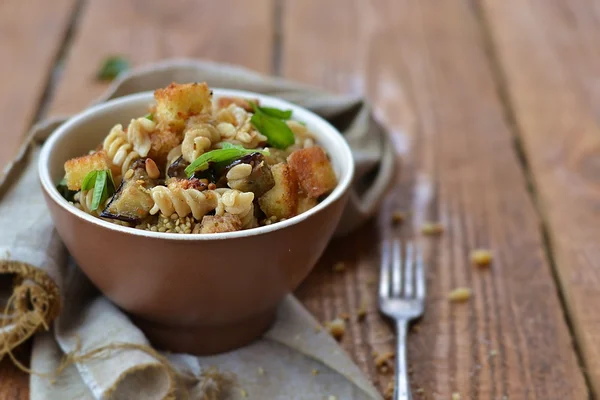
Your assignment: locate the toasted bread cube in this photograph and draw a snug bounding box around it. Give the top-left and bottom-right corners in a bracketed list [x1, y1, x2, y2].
[258, 163, 298, 219]
[197, 214, 242, 234]
[154, 82, 212, 130]
[64, 151, 111, 190]
[216, 97, 259, 112]
[297, 195, 317, 214]
[147, 129, 183, 168]
[287, 147, 337, 198]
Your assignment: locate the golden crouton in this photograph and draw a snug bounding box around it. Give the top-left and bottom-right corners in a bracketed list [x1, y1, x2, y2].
[216, 96, 259, 112]
[64, 151, 111, 190]
[258, 163, 298, 219]
[287, 147, 337, 198]
[198, 214, 242, 233]
[147, 129, 183, 169]
[297, 195, 317, 214]
[154, 82, 212, 131]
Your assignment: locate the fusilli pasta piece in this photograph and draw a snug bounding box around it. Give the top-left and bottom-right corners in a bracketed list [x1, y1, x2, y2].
[127, 117, 155, 157]
[217, 189, 256, 229]
[226, 164, 253, 190]
[74, 190, 108, 216]
[181, 123, 221, 163]
[287, 120, 315, 149]
[149, 185, 220, 220]
[215, 104, 267, 149]
[103, 124, 139, 176]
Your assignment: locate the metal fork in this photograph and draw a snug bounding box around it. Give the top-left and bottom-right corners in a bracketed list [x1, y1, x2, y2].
[379, 239, 425, 400]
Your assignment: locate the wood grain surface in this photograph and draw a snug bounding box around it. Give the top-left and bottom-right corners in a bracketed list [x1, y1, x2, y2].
[0, 0, 595, 399]
[0, 0, 77, 170]
[0, 0, 77, 398]
[481, 0, 600, 396]
[48, 0, 275, 116]
[287, 0, 588, 398]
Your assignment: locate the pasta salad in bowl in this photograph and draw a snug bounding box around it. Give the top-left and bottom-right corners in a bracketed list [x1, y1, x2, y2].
[39, 82, 354, 354]
[57, 82, 338, 234]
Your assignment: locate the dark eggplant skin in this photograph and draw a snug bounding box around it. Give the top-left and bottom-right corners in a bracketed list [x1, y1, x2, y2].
[100, 160, 155, 222]
[223, 153, 275, 197]
[166, 156, 189, 180]
[167, 152, 275, 196]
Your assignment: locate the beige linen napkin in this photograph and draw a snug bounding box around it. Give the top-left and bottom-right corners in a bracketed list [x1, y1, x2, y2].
[0, 59, 394, 399]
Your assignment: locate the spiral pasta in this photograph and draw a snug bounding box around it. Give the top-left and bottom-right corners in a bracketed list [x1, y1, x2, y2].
[217, 189, 256, 228]
[226, 163, 253, 190]
[181, 123, 221, 163]
[149, 185, 220, 220]
[60, 82, 338, 234]
[103, 124, 139, 176]
[74, 190, 107, 216]
[287, 120, 315, 149]
[127, 117, 155, 157]
[215, 104, 267, 149]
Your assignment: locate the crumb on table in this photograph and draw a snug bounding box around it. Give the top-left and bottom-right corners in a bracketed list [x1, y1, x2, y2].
[326, 318, 346, 341]
[374, 351, 395, 371]
[332, 261, 346, 272]
[391, 211, 405, 225]
[421, 222, 444, 236]
[357, 301, 367, 321]
[448, 287, 472, 302]
[471, 248, 493, 266]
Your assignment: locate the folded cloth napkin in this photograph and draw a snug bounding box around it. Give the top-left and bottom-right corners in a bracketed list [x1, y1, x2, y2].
[0, 59, 395, 399]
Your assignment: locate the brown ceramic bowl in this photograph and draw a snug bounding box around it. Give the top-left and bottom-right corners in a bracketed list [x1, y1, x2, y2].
[39, 89, 354, 354]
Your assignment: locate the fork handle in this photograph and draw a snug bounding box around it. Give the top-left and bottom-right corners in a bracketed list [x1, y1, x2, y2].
[394, 319, 412, 400]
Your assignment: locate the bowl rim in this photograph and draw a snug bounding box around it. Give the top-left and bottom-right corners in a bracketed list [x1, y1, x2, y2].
[39, 88, 355, 241]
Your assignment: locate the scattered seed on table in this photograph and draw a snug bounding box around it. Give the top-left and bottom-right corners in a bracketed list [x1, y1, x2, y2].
[391, 211, 405, 225]
[326, 318, 346, 340]
[421, 222, 444, 236]
[332, 262, 346, 272]
[356, 301, 367, 321]
[448, 287, 472, 302]
[471, 249, 493, 267]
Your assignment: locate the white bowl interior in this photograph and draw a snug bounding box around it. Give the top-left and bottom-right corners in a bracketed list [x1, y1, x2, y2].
[40, 89, 355, 240]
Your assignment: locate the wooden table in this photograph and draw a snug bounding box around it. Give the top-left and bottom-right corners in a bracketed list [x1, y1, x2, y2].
[0, 0, 597, 398]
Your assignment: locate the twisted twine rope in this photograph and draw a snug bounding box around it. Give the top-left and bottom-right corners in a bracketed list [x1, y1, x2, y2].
[0, 261, 230, 399]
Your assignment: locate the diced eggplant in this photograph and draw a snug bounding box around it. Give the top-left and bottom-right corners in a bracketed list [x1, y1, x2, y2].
[101, 161, 155, 222]
[221, 153, 275, 196]
[166, 156, 189, 180]
[227, 160, 275, 197]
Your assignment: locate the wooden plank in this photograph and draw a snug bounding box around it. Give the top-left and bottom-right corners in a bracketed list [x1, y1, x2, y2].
[0, 344, 31, 400]
[49, 0, 274, 116]
[480, 0, 600, 395]
[0, 0, 77, 397]
[0, 0, 77, 171]
[0, 0, 274, 398]
[287, 0, 589, 398]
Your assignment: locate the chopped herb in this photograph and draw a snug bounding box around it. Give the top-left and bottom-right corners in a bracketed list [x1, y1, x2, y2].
[257, 106, 292, 120]
[249, 102, 295, 149]
[56, 178, 77, 202]
[81, 170, 99, 191]
[249, 101, 293, 120]
[144, 113, 153, 121]
[96, 56, 130, 81]
[185, 146, 269, 178]
[81, 170, 116, 210]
